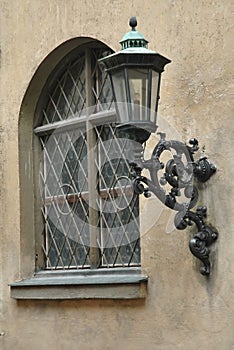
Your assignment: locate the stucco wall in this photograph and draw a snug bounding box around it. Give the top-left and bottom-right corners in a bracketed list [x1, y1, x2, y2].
[0, 0, 233, 349]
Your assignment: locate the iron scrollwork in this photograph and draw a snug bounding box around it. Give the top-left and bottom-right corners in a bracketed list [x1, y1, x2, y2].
[130, 133, 218, 275]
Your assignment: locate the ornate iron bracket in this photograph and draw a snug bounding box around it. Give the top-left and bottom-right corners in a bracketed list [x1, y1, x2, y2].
[130, 133, 218, 275]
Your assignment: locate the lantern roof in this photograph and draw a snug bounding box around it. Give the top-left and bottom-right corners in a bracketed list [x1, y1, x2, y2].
[98, 17, 171, 73]
[120, 17, 149, 50]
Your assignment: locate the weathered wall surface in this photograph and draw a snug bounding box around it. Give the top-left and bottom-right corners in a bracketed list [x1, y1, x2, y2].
[0, 0, 233, 349]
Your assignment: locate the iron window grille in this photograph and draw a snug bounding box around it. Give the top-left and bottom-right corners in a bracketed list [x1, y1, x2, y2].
[34, 44, 140, 270]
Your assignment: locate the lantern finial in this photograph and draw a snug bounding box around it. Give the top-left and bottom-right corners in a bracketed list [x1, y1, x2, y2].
[129, 17, 137, 30]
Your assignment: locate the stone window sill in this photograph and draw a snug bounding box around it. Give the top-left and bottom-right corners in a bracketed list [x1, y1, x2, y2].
[10, 268, 148, 300]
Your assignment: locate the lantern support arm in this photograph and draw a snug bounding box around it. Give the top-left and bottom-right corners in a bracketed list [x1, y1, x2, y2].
[130, 133, 218, 276]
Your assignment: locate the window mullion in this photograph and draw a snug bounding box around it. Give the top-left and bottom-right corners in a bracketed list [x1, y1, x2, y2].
[85, 48, 100, 268]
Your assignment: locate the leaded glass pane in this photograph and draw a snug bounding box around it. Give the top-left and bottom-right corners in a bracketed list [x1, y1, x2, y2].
[40, 129, 90, 269]
[95, 125, 140, 267]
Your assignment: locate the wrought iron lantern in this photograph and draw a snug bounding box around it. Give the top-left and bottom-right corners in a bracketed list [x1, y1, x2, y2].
[99, 17, 218, 275]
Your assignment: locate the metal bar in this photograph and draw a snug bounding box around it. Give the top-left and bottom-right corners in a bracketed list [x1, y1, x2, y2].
[147, 69, 152, 121]
[124, 68, 132, 120]
[44, 186, 134, 206]
[154, 73, 161, 124]
[141, 71, 147, 121]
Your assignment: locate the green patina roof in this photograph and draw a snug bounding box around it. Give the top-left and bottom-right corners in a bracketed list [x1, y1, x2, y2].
[120, 17, 149, 50]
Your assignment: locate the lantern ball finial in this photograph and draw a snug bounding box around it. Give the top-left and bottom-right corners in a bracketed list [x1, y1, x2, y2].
[129, 17, 137, 30]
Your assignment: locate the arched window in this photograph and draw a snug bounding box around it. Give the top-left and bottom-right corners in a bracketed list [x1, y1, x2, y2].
[34, 42, 140, 271]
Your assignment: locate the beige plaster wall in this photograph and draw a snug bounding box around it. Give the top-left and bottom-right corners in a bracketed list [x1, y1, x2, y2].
[0, 0, 233, 349]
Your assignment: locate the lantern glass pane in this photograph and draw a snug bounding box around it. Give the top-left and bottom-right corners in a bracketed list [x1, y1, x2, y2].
[111, 70, 129, 122]
[151, 70, 159, 122]
[128, 69, 148, 121]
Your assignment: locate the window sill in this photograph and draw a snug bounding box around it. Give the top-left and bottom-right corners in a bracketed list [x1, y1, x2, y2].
[10, 268, 148, 300]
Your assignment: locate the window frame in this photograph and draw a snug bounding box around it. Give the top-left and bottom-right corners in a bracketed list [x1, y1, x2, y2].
[11, 39, 147, 299]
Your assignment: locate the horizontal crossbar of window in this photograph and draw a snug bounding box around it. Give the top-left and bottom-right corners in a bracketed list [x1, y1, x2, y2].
[34, 109, 117, 136]
[44, 185, 134, 206]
